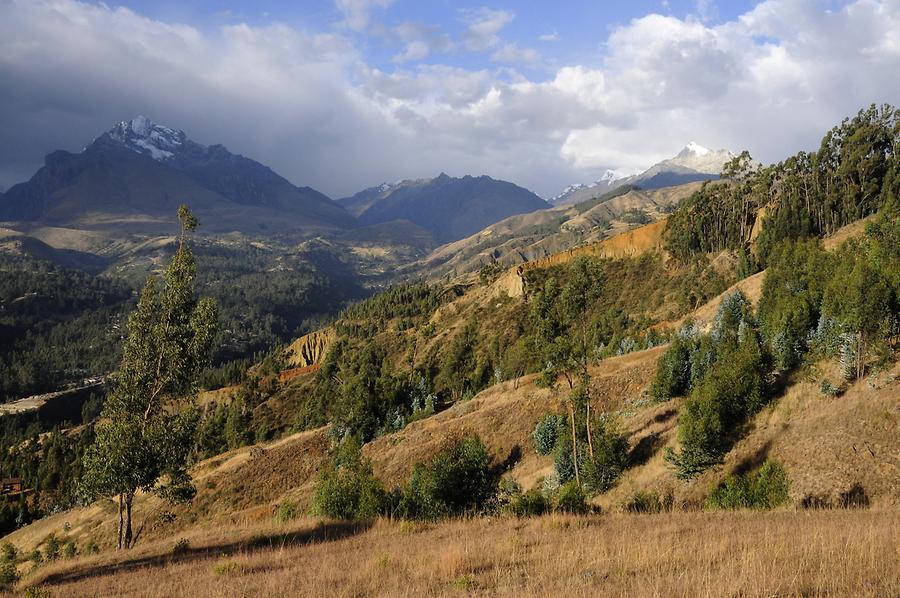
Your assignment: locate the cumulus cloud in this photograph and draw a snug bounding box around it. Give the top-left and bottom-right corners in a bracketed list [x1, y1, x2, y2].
[390, 21, 454, 63]
[1, 0, 899, 200]
[490, 43, 540, 65]
[334, 0, 393, 31]
[461, 8, 514, 51]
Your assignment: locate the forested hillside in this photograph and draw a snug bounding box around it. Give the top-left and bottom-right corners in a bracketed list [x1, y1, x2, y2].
[666, 104, 899, 264]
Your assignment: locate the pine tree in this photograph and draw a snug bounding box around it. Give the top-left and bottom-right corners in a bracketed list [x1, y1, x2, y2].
[81, 206, 217, 549]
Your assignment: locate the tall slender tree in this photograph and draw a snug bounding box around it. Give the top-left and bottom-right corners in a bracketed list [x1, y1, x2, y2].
[81, 206, 217, 549]
[530, 256, 604, 482]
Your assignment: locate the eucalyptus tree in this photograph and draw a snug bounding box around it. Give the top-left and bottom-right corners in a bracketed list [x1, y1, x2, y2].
[82, 206, 217, 549]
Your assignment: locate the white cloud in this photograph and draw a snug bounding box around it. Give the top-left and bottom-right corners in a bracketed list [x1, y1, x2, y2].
[1, 0, 900, 200]
[334, 0, 393, 31]
[389, 21, 454, 63]
[461, 7, 514, 51]
[393, 40, 430, 63]
[490, 43, 540, 64]
[538, 31, 560, 42]
[694, 0, 718, 23]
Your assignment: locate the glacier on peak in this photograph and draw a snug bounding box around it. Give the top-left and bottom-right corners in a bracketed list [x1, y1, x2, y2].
[104, 116, 190, 161]
[681, 141, 711, 156]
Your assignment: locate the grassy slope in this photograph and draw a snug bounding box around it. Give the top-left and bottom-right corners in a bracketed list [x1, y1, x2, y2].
[19, 511, 900, 596]
[5, 217, 899, 593]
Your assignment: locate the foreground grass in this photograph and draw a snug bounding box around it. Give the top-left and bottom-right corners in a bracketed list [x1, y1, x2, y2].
[18, 509, 899, 597]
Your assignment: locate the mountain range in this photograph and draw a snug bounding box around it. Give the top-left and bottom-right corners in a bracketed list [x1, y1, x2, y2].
[0, 117, 354, 234]
[550, 142, 735, 206]
[338, 174, 549, 244]
[0, 117, 548, 244]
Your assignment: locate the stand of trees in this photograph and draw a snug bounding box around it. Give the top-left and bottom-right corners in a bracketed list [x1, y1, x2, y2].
[655, 209, 899, 479]
[666, 104, 900, 265]
[0, 255, 133, 401]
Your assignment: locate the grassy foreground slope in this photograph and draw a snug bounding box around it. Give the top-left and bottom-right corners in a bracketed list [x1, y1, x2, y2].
[22, 511, 899, 597]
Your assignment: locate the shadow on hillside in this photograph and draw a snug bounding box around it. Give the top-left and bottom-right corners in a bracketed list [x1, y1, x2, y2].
[33, 520, 372, 588]
[628, 432, 665, 467]
[631, 407, 677, 436]
[731, 439, 773, 476]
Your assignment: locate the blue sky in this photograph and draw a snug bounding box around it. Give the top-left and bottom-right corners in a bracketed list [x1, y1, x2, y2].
[99, 0, 751, 73]
[0, 0, 895, 198]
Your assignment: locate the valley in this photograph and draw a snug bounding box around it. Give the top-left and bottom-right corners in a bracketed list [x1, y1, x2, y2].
[0, 72, 898, 598]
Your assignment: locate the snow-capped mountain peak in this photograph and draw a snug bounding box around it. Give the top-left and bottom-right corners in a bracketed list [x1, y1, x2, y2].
[680, 141, 711, 157]
[666, 142, 734, 173]
[550, 183, 588, 203]
[104, 116, 189, 160]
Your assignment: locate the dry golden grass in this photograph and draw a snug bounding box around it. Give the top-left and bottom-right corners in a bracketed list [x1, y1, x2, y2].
[17, 509, 899, 597]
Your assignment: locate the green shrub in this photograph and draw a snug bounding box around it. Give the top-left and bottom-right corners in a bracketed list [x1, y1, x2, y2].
[0, 561, 18, 589]
[650, 334, 693, 401]
[622, 489, 674, 513]
[398, 436, 495, 519]
[622, 208, 651, 225]
[706, 460, 791, 510]
[752, 460, 792, 508]
[667, 333, 767, 479]
[552, 438, 578, 484]
[84, 539, 99, 555]
[498, 479, 551, 517]
[311, 440, 388, 520]
[1, 542, 16, 563]
[532, 413, 563, 455]
[819, 380, 840, 397]
[172, 538, 190, 556]
[42, 535, 59, 561]
[63, 540, 77, 559]
[580, 418, 629, 494]
[555, 480, 588, 514]
[276, 501, 299, 523]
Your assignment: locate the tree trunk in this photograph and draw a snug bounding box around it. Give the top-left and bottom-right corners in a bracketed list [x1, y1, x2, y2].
[586, 402, 594, 460]
[569, 403, 580, 484]
[857, 332, 865, 380]
[117, 494, 124, 550]
[124, 493, 134, 549]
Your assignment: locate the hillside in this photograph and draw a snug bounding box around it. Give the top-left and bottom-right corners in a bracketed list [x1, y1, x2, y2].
[4, 212, 894, 548]
[338, 173, 549, 244]
[408, 182, 704, 281]
[4, 243, 898, 595]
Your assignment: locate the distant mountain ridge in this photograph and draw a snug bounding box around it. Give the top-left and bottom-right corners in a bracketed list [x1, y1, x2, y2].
[551, 143, 735, 205]
[0, 116, 354, 233]
[339, 173, 549, 244]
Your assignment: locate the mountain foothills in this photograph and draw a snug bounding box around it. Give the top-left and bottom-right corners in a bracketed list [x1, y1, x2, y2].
[0, 105, 898, 595]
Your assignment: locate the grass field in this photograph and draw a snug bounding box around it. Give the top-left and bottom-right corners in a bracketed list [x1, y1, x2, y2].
[18, 509, 899, 597]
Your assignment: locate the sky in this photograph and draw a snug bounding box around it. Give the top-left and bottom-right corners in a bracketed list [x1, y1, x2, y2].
[0, 0, 898, 198]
